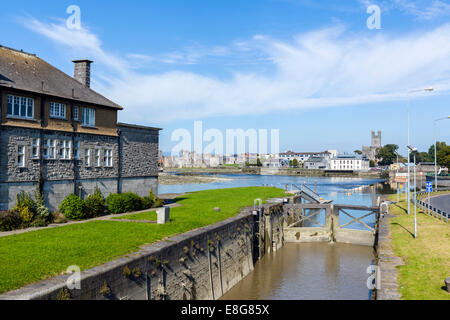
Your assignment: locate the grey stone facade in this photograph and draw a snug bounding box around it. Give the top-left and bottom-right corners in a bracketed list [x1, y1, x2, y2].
[0, 124, 160, 211]
[0, 46, 161, 212]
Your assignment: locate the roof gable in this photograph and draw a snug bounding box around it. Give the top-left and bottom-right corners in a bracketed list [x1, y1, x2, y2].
[0, 46, 122, 110]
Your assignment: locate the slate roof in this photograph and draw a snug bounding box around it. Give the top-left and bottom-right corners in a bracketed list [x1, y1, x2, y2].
[307, 157, 325, 162]
[0, 46, 123, 110]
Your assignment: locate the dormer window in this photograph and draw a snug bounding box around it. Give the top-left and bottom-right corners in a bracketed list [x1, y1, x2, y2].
[50, 102, 66, 119]
[7, 95, 34, 119]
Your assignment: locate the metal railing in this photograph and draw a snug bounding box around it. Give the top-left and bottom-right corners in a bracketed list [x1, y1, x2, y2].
[334, 205, 378, 233]
[293, 183, 321, 203]
[414, 191, 449, 223]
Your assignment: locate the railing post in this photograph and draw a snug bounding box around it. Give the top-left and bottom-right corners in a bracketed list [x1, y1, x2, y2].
[331, 205, 339, 242]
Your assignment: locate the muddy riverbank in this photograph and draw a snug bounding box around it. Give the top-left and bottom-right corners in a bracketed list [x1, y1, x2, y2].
[158, 172, 233, 185]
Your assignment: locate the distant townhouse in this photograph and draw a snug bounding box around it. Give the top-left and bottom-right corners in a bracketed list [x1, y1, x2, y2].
[304, 157, 328, 170]
[279, 151, 333, 164]
[0, 46, 161, 211]
[329, 155, 370, 172]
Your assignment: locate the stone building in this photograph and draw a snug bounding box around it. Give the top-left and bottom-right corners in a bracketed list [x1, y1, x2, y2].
[0, 46, 161, 211]
[362, 131, 381, 161]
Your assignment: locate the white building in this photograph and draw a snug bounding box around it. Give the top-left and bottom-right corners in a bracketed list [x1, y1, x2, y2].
[329, 155, 370, 172]
[279, 151, 332, 164]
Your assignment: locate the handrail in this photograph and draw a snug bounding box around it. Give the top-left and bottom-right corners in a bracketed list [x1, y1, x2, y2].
[414, 196, 448, 223]
[293, 183, 321, 202]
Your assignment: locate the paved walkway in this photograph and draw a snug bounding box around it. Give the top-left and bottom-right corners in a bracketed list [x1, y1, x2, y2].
[376, 198, 404, 300]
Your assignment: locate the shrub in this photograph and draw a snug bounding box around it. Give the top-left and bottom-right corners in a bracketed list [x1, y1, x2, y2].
[19, 206, 34, 225]
[122, 192, 143, 212]
[85, 188, 106, 218]
[148, 190, 164, 208]
[106, 193, 127, 214]
[59, 194, 86, 220]
[153, 197, 164, 208]
[14, 191, 35, 213]
[51, 212, 68, 224]
[34, 184, 50, 222]
[140, 196, 154, 210]
[30, 216, 48, 228]
[0, 210, 23, 232]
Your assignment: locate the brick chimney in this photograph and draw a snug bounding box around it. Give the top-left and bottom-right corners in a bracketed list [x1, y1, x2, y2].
[72, 59, 93, 88]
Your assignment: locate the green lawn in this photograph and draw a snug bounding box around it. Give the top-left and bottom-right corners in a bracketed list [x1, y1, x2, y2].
[111, 211, 157, 221]
[388, 194, 450, 300]
[0, 187, 287, 294]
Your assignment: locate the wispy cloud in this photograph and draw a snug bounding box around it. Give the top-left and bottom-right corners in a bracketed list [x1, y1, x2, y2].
[20, 17, 450, 124]
[394, 0, 450, 20]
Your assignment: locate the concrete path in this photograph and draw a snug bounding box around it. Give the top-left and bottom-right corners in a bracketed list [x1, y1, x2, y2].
[376, 196, 404, 300]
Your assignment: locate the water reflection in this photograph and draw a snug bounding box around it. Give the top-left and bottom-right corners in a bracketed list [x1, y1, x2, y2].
[220, 243, 374, 300]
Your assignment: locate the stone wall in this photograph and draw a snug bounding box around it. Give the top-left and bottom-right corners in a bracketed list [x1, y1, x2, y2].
[0, 124, 160, 211]
[118, 124, 159, 178]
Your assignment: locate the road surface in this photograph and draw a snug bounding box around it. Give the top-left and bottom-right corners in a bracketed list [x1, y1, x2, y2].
[430, 194, 450, 214]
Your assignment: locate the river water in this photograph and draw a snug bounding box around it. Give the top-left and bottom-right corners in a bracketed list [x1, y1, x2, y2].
[159, 174, 386, 300]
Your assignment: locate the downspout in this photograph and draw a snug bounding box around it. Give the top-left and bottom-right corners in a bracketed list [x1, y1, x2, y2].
[70, 102, 77, 195]
[39, 95, 45, 195]
[117, 128, 122, 194]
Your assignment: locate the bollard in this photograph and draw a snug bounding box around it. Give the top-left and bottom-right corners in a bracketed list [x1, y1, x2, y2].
[156, 206, 170, 224]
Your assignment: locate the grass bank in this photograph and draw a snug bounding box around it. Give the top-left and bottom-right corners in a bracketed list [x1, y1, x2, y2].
[0, 187, 287, 294]
[388, 194, 450, 300]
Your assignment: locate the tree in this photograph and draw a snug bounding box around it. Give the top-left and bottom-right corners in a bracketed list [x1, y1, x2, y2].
[354, 150, 363, 155]
[428, 141, 447, 161]
[256, 158, 262, 167]
[369, 160, 376, 168]
[376, 144, 399, 166]
[411, 152, 431, 164]
[437, 146, 450, 169]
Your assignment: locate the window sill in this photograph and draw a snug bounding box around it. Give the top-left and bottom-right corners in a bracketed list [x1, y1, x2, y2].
[50, 116, 67, 120]
[81, 125, 98, 130]
[6, 116, 37, 122]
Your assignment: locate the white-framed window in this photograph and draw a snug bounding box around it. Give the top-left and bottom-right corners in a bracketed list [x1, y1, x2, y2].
[84, 149, 91, 167]
[7, 95, 34, 119]
[59, 140, 71, 160]
[81, 107, 95, 127]
[103, 149, 113, 167]
[17, 145, 25, 167]
[94, 149, 101, 167]
[74, 141, 81, 160]
[32, 138, 40, 159]
[43, 139, 56, 159]
[50, 102, 66, 119]
[73, 106, 79, 121]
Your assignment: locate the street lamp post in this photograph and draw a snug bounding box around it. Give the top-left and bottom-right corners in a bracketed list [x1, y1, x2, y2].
[408, 145, 418, 238]
[395, 152, 399, 203]
[406, 88, 434, 216]
[434, 116, 450, 190]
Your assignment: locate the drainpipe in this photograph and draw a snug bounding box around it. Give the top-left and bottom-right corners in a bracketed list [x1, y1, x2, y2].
[117, 128, 122, 194]
[39, 96, 46, 198]
[70, 102, 78, 195]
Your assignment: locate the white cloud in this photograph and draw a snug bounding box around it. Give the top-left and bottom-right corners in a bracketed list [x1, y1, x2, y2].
[21, 18, 450, 124]
[394, 0, 450, 20]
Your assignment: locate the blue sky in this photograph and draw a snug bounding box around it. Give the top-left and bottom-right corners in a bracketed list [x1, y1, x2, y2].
[1, 0, 449, 156]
